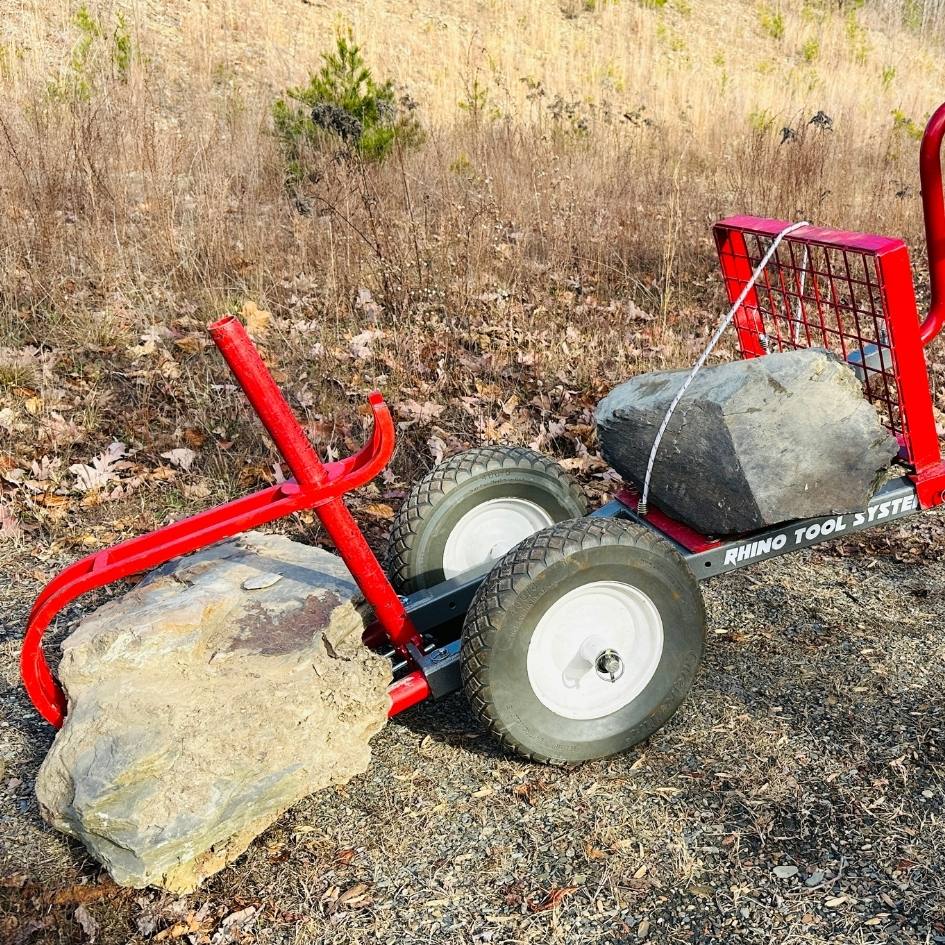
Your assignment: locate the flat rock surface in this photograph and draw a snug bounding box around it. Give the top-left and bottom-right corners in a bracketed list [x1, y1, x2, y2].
[31, 531, 391, 892]
[596, 349, 900, 535]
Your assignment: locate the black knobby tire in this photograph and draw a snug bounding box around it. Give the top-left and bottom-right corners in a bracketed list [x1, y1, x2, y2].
[461, 517, 705, 764]
[385, 446, 587, 594]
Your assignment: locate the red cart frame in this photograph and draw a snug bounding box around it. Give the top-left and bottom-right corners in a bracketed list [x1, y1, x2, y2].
[21, 103, 945, 730]
[713, 218, 945, 506]
[21, 316, 433, 727]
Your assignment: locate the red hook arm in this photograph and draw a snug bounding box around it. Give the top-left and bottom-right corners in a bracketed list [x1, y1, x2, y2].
[21, 318, 405, 727]
[919, 101, 945, 346]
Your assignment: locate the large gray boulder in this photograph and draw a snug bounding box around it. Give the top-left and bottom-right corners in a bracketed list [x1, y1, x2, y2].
[36, 532, 391, 892]
[596, 348, 899, 535]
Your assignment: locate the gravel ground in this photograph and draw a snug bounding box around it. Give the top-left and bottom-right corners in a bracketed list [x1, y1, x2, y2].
[1, 509, 943, 944]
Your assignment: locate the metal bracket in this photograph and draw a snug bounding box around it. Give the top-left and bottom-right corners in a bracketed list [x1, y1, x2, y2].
[408, 639, 462, 700]
[686, 477, 919, 578]
[847, 324, 892, 382]
[400, 563, 492, 634]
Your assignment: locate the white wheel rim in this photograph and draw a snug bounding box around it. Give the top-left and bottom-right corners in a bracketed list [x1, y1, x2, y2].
[526, 580, 664, 721]
[441, 498, 555, 578]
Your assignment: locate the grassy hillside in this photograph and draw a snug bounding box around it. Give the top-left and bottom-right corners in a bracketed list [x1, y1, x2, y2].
[5, 1, 944, 124]
[0, 0, 944, 544]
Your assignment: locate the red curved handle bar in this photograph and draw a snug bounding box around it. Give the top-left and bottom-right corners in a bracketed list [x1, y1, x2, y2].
[920, 101, 945, 346]
[21, 317, 412, 727]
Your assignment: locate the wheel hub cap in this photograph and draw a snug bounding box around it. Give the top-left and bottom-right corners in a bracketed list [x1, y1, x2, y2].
[442, 497, 555, 578]
[594, 649, 625, 683]
[526, 580, 664, 720]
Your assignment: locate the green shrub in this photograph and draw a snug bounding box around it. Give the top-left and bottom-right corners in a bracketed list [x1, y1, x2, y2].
[759, 7, 785, 41]
[801, 38, 819, 62]
[845, 11, 870, 64]
[457, 78, 491, 120]
[902, 0, 922, 30]
[0, 42, 20, 81]
[748, 108, 776, 133]
[272, 33, 422, 177]
[656, 21, 687, 52]
[892, 108, 923, 141]
[112, 12, 133, 80]
[47, 4, 135, 102]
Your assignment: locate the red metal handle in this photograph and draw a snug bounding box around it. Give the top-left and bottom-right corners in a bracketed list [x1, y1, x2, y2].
[21, 317, 414, 727]
[209, 315, 329, 489]
[919, 101, 945, 346]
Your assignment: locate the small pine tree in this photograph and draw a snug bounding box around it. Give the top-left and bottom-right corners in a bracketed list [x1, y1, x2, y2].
[273, 34, 422, 178]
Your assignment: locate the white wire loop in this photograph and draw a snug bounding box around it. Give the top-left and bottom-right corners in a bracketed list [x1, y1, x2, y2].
[637, 220, 810, 516]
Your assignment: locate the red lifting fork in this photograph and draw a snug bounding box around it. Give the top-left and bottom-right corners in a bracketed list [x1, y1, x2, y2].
[21, 315, 427, 728]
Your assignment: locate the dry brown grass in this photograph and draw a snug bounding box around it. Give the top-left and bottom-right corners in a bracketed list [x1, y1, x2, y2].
[2, 0, 942, 317]
[0, 0, 942, 542]
[0, 0, 943, 549]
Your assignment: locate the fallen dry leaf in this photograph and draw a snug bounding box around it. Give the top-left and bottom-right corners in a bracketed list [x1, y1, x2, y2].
[0, 503, 23, 541]
[242, 301, 272, 338]
[336, 883, 372, 909]
[128, 325, 171, 360]
[183, 481, 212, 499]
[215, 906, 257, 940]
[354, 287, 382, 318]
[43, 883, 118, 906]
[428, 434, 447, 463]
[528, 886, 579, 912]
[74, 903, 99, 942]
[583, 843, 608, 860]
[42, 412, 83, 447]
[173, 334, 207, 355]
[361, 502, 394, 520]
[183, 427, 207, 448]
[154, 916, 208, 941]
[69, 442, 128, 493]
[349, 329, 384, 360]
[512, 782, 537, 805]
[161, 447, 197, 471]
[396, 399, 446, 423]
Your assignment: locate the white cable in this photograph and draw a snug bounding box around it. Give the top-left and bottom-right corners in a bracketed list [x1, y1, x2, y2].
[792, 245, 809, 344]
[638, 221, 810, 516]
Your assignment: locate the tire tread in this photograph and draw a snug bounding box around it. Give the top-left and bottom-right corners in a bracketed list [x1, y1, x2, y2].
[461, 517, 703, 764]
[385, 446, 586, 593]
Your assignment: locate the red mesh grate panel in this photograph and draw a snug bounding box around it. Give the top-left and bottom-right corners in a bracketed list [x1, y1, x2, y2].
[714, 216, 941, 474]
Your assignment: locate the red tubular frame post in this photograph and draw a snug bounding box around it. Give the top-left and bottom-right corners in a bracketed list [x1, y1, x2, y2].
[713, 226, 767, 357]
[211, 317, 332, 491]
[387, 671, 432, 717]
[21, 315, 422, 727]
[209, 317, 420, 653]
[920, 101, 945, 347]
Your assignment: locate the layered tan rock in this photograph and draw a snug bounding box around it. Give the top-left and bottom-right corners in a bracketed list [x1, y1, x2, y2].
[36, 531, 391, 892]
